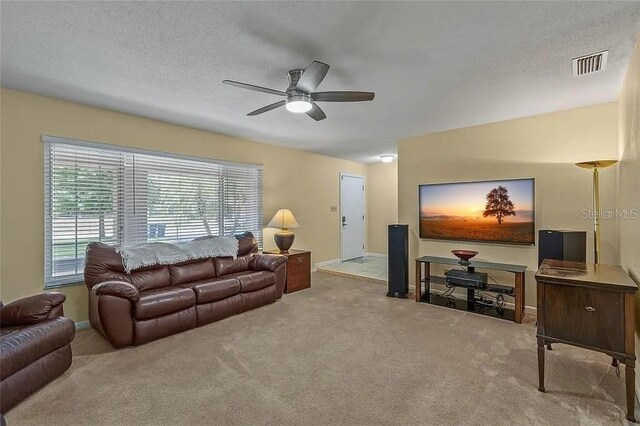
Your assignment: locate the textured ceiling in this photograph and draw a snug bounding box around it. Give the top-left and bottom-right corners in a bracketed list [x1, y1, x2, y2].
[2, 2, 639, 163]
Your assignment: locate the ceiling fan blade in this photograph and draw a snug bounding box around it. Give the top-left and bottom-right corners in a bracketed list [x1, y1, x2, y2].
[247, 100, 286, 116]
[296, 61, 330, 93]
[223, 80, 287, 96]
[312, 91, 375, 102]
[306, 102, 326, 121]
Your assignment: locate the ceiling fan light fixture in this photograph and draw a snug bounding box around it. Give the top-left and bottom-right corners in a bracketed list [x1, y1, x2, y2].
[285, 100, 312, 113]
[223, 61, 375, 121]
[285, 94, 312, 113]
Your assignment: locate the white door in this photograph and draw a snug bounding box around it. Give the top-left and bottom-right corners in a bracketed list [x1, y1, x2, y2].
[340, 173, 365, 261]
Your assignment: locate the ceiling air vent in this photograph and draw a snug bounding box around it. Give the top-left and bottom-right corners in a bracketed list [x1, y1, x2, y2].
[572, 50, 608, 76]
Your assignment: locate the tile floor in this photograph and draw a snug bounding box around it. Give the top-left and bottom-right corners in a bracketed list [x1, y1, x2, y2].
[316, 255, 387, 282]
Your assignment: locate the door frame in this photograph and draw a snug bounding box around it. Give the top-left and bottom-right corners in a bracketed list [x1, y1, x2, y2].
[339, 172, 366, 261]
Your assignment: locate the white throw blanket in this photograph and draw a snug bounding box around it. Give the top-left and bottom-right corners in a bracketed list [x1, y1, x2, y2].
[116, 236, 239, 273]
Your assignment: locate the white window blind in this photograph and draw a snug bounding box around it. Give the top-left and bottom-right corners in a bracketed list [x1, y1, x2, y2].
[44, 136, 263, 288]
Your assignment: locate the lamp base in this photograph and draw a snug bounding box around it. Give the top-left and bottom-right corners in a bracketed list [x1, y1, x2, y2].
[274, 230, 295, 253]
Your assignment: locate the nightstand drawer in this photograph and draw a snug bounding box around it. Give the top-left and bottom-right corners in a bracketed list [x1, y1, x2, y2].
[543, 283, 624, 352]
[287, 270, 310, 292]
[264, 249, 311, 294]
[286, 252, 310, 293]
[287, 253, 310, 274]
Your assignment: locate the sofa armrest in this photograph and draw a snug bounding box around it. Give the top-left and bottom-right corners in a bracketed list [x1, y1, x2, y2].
[0, 292, 66, 327]
[250, 254, 287, 272]
[93, 281, 140, 303]
[89, 282, 137, 348]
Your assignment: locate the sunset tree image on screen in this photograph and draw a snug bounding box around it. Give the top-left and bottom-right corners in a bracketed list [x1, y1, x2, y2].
[418, 178, 535, 245]
[483, 186, 515, 225]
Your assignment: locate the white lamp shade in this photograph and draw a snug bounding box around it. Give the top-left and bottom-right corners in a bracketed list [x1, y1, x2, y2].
[267, 209, 299, 229]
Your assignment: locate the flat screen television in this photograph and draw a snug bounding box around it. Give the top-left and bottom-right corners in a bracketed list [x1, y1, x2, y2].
[419, 178, 535, 245]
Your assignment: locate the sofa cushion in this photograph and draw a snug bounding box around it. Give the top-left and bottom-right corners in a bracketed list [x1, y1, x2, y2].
[177, 277, 241, 304]
[240, 285, 277, 313]
[225, 271, 275, 293]
[130, 266, 171, 292]
[0, 317, 75, 380]
[170, 259, 216, 285]
[214, 254, 252, 276]
[134, 307, 196, 346]
[134, 287, 196, 320]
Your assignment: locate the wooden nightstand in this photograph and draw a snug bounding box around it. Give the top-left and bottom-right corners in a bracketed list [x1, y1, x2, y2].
[264, 249, 311, 293]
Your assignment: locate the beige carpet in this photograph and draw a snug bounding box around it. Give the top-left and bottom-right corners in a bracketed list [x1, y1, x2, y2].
[6, 273, 634, 425]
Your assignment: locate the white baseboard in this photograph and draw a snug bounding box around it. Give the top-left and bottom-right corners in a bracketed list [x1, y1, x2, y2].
[365, 252, 387, 258]
[314, 258, 341, 271]
[314, 253, 387, 272]
[75, 320, 90, 330]
[314, 258, 340, 267]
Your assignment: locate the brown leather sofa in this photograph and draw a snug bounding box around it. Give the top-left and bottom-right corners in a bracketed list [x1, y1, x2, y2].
[84, 232, 287, 348]
[0, 293, 75, 413]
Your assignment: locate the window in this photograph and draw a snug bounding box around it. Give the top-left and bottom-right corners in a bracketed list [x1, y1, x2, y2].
[44, 136, 263, 288]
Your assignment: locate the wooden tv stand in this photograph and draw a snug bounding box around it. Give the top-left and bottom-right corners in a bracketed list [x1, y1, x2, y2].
[415, 256, 527, 323]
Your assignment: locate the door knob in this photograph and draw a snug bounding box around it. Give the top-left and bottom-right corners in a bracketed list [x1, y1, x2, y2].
[585, 306, 596, 312]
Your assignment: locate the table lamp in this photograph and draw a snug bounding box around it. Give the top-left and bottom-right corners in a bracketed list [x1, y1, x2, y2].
[267, 209, 299, 253]
[575, 160, 618, 264]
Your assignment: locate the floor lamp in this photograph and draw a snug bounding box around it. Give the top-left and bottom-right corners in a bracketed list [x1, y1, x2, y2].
[575, 160, 618, 264]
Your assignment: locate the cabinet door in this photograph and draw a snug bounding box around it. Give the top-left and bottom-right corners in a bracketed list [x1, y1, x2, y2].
[543, 283, 624, 353]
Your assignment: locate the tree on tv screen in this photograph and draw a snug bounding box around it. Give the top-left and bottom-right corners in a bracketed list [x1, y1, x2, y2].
[483, 186, 515, 224]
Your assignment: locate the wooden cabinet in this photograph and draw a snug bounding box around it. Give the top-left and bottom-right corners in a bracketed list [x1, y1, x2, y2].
[536, 259, 637, 422]
[543, 284, 624, 352]
[264, 250, 311, 293]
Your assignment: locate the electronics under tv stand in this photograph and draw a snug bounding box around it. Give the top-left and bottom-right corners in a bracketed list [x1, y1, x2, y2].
[415, 256, 527, 323]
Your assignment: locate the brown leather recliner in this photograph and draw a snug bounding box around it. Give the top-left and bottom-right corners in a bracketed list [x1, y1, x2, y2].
[0, 292, 75, 413]
[84, 232, 287, 348]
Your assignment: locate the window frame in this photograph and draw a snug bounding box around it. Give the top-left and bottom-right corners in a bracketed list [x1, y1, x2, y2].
[43, 135, 263, 289]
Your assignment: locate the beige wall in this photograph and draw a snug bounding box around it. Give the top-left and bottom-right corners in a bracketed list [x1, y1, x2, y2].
[0, 80, 630, 322]
[398, 103, 619, 308]
[366, 161, 398, 254]
[617, 41, 640, 335]
[0, 88, 368, 322]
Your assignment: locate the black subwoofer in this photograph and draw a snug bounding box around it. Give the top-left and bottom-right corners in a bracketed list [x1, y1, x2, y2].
[538, 230, 587, 266]
[387, 224, 409, 298]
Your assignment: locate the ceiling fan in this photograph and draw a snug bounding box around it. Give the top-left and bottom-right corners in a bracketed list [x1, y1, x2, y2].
[223, 61, 375, 121]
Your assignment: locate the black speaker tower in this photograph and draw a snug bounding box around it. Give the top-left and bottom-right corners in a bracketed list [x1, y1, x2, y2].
[387, 224, 409, 298]
[538, 230, 587, 266]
